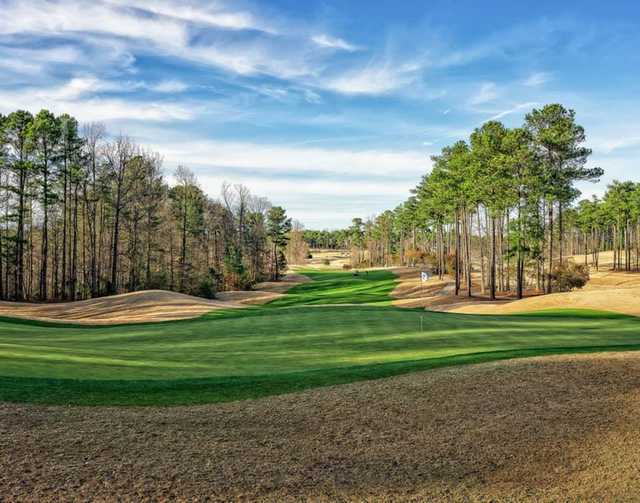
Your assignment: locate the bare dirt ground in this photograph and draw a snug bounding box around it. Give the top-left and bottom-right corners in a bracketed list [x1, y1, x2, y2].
[2, 352, 640, 502]
[0, 274, 309, 324]
[392, 251, 640, 317]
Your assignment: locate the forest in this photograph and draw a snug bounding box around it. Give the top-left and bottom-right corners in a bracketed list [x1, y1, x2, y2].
[306, 104, 639, 299]
[0, 109, 293, 302]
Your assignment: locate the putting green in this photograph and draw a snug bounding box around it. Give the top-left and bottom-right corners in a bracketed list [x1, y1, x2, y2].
[1, 269, 639, 405]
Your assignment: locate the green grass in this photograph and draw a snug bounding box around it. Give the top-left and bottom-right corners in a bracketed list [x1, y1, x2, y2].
[1, 269, 640, 405]
[267, 269, 397, 306]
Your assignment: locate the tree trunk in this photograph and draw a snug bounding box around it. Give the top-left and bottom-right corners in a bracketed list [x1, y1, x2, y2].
[454, 209, 460, 296]
[465, 209, 472, 297]
[546, 201, 554, 294]
[39, 150, 49, 301]
[490, 215, 497, 301]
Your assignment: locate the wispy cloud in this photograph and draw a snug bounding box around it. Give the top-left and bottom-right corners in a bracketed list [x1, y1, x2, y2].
[147, 138, 430, 177]
[149, 80, 189, 93]
[590, 135, 640, 154]
[322, 60, 422, 95]
[523, 71, 551, 87]
[488, 101, 538, 121]
[0, 0, 424, 98]
[469, 82, 498, 105]
[312, 34, 360, 52]
[105, 0, 275, 33]
[0, 79, 195, 122]
[0, 0, 306, 81]
[0, 0, 189, 49]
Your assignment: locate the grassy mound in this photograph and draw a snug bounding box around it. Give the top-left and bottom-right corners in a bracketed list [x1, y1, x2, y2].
[1, 269, 640, 405]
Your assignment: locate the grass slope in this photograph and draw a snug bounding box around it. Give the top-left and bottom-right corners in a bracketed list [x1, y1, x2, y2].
[1, 269, 640, 405]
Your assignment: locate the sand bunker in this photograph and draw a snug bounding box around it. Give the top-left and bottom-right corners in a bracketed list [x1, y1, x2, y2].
[3, 352, 640, 501]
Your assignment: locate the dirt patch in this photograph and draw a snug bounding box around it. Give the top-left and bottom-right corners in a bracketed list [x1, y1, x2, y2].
[0, 290, 242, 325]
[2, 352, 640, 501]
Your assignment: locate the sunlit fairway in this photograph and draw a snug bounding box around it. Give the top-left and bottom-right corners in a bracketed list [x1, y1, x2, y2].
[1, 269, 640, 406]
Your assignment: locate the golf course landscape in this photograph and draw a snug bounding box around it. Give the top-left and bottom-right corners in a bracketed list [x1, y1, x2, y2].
[5, 2, 640, 498]
[3, 268, 640, 406]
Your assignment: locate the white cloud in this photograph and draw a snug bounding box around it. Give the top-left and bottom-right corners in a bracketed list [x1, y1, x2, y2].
[488, 101, 538, 121]
[185, 41, 316, 79]
[0, 0, 423, 97]
[303, 89, 322, 104]
[196, 174, 414, 199]
[146, 138, 430, 177]
[0, 0, 298, 80]
[105, 0, 273, 33]
[523, 71, 551, 87]
[312, 34, 360, 52]
[0, 0, 189, 49]
[469, 82, 498, 105]
[0, 45, 86, 76]
[52, 76, 108, 100]
[590, 135, 640, 154]
[323, 61, 421, 95]
[150, 80, 189, 93]
[0, 80, 195, 123]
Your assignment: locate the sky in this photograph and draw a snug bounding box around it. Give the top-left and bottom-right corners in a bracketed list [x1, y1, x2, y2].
[1, 0, 639, 228]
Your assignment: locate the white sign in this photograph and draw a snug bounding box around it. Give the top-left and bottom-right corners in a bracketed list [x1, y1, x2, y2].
[421, 271, 430, 282]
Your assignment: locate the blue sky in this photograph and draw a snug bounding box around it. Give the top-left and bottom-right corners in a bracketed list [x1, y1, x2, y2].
[1, 0, 639, 228]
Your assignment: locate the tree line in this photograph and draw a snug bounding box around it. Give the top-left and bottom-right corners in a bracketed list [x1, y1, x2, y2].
[572, 181, 640, 271]
[307, 104, 619, 298]
[0, 109, 292, 302]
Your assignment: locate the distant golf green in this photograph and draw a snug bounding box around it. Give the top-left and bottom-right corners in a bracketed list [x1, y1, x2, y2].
[1, 269, 639, 405]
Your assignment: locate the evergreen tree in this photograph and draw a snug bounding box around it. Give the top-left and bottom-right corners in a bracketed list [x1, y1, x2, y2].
[267, 206, 292, 280]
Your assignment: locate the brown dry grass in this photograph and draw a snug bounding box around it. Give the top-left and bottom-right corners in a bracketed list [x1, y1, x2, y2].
[216, 273, 310, 305]
[0, 290, 242, 325]
[392, 252, 640, 317]
[2, 352, 640, 501]
[0, 274, 309, 324]
[306, 248, 351, 269]
[451, 252, 640, 316]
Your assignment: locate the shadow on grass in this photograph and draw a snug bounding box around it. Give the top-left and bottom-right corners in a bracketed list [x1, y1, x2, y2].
[4, 343, 640, 406]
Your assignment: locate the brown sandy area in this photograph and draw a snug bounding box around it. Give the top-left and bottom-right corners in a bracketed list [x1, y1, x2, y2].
[2, 352, 640, 501]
